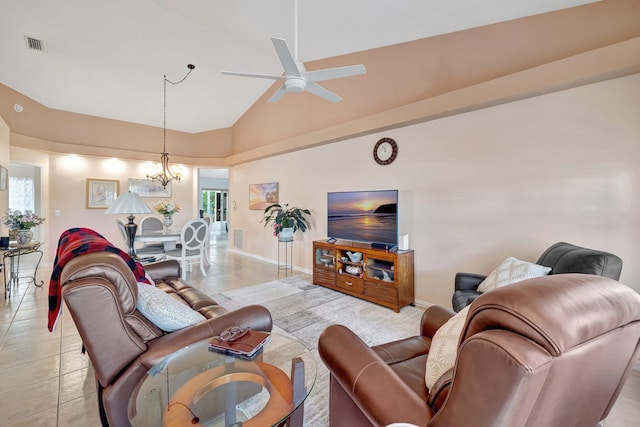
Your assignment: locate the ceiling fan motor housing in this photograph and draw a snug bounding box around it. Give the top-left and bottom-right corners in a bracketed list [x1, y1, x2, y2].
[285, 76, 306, 92]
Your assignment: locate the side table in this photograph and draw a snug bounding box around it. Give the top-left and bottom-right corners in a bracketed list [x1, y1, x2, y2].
[278, 237, 293, 276]
[3, 241, 45, 299]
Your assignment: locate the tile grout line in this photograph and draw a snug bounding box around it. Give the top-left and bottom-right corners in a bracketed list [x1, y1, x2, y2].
[0, 278, 28, 350]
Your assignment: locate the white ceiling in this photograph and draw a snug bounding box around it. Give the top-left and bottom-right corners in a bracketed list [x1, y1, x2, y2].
[0, 0, 597, 134]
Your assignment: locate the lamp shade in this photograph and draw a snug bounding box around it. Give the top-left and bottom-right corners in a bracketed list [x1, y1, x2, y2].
[105, 192, 153, 215]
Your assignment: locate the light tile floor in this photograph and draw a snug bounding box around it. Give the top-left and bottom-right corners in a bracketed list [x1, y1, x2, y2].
[0, 234, 638, 426]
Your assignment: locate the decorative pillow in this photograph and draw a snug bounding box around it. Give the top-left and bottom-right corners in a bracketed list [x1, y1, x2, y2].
[425, 305, 470, 389]
[136, 283, 205, 332]
[477, 257, 551, 293]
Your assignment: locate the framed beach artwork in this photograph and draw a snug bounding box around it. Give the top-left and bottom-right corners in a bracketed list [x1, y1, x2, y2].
[86, 178, 119, 209]
[249, 182, 278, 210]
[129, 179, 171, 198]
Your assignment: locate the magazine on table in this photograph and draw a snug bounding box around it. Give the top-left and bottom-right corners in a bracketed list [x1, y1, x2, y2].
[208, 329, 271, 359]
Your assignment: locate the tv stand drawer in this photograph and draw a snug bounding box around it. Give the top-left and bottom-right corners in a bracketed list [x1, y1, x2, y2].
[337, 275, 363, 294]
[364, 281, 398, 305]
[313, 268, 336, 287]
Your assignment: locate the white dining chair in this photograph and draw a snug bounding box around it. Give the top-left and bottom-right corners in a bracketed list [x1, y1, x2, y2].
[164, 218, 209, 278]
[138, 216, 165, 251]
[140, 216, 163, 233]
[116, 218, 128, 244]
[202, 215, 212, 265]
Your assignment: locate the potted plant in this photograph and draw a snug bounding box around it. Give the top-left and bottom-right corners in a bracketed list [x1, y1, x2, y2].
[261, 203, 311, 239]
[2, 209, 46, 245]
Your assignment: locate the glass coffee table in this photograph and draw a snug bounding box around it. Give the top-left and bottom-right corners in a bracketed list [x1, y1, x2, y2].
[129, 333, 316, 427]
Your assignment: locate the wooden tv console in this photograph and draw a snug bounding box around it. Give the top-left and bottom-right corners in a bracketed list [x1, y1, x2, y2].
[312, 240, 414, 312]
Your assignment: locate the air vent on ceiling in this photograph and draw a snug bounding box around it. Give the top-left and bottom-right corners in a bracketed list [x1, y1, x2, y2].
[24, 36, 44, 51]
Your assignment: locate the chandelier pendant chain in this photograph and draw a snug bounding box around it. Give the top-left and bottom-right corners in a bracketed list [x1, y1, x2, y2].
[148, 64, 195, 189]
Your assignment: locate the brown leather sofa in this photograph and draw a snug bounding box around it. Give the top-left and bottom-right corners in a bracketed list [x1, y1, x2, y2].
[319, 274, 640, 427]
[60, 252, 273, 427]
[452, 241, 623, 312]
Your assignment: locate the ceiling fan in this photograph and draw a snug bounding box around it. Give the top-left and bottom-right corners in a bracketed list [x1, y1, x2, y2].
[221, 0, 366, 103]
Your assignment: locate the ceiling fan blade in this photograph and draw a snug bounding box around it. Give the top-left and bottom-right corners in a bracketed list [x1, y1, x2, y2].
[221, 71, 285, 80]
[268, 85, 289, 103]
[306, 82, 342, 103]
[306, 64, 367, 83]
[271, 37, 301, 77]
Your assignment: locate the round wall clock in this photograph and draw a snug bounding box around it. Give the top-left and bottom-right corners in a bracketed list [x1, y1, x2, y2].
[373, 137, 398, 165]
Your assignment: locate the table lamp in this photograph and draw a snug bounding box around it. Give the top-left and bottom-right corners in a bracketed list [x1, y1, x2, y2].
[105, 191, 153, 257]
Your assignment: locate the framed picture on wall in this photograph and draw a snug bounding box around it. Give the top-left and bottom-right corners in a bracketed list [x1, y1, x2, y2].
[86, 178, 119, 209]
[249, 182, 278, 210]
[129, 178, 171, 198]
[0, 166, 7, 191]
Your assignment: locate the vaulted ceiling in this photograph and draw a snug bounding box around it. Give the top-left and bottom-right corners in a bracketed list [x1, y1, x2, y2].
[0, 0, 599, 134]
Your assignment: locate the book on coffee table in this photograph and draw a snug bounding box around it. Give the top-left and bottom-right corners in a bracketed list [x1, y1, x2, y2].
[208, 330, 271, 359]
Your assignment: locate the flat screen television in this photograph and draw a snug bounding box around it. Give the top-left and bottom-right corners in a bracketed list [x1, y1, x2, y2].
[327, 190, 398, 246]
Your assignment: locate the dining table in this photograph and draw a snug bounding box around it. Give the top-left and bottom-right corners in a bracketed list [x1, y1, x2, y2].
[135, 230, 181, 251]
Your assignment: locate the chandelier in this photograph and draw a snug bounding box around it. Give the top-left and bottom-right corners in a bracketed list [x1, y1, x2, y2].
[147, 64, 195, 188]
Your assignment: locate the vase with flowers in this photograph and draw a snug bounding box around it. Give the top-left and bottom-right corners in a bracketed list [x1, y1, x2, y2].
[153, 199, 180, 232]
[261, 203, 311, 241]
[3, 209, 46, 245]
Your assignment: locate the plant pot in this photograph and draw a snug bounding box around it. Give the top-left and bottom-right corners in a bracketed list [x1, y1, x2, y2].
[16, 229, 33, 245]
[279, 227, 294, 240]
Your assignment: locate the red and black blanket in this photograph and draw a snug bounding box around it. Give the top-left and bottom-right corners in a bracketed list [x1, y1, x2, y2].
[48, 227, 150, 332]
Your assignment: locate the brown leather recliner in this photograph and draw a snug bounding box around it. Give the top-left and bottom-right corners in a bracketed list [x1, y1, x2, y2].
[60, 252, 273, 427]
[319, 274, 640, 427]
[452, 241, 623, 312]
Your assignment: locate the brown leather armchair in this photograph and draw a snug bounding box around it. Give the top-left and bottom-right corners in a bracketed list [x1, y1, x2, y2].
[60, 252, 273, 427]
[319, 274, 640, 427]
[452, 241, 623, 312]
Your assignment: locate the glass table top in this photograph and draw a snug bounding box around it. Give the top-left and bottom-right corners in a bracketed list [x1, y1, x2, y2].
[129, 333, 316, 427]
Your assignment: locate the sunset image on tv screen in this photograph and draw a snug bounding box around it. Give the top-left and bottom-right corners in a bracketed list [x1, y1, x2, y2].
[327, 190, 397, 244]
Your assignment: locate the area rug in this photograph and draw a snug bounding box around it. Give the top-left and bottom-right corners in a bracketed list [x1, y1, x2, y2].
[210, 274, 426, 426]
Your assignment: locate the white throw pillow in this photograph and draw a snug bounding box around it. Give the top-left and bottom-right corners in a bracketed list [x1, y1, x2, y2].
[425, 305, 470, 389]
[136, 282, 205, 332]
[476, 257, 551, 293]
[425, 259, 551, 390]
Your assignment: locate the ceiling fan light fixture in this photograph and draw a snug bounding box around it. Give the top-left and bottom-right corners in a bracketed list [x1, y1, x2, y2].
[220, 0, 366, 103]
[285, 77, 306, 93]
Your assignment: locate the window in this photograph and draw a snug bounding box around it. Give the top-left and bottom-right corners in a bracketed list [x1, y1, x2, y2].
[9, 177, 35, 212]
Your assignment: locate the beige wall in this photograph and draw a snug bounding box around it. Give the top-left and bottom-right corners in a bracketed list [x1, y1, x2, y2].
[9, 145, 199, 263]
[0, 117, 9, 215]
[230, 74, 640, 306]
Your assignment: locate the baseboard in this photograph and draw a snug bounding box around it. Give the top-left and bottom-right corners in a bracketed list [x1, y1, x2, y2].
[413, 298, 432, 309]
[227, 248, 312, 275]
